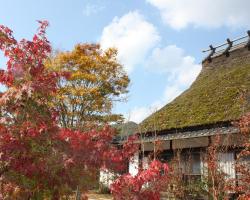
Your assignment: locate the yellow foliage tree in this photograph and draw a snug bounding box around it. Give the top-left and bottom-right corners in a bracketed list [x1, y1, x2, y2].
[46, 43, 129, 129]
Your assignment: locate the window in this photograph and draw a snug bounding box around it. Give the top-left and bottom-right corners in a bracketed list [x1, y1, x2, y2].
[182, 151, 202, 183]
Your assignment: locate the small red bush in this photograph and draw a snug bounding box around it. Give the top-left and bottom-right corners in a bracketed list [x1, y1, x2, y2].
[111, 160, 169, 200]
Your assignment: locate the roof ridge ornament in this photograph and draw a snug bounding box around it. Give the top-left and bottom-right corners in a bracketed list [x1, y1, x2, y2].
[202, 30, 249, 63]
[223, 38, 233, 57]
[205, 45, 216, 63]
[245, 30, 250, 50]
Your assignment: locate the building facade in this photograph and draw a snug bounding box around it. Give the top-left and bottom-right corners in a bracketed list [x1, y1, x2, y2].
[101, 34, 250, 199]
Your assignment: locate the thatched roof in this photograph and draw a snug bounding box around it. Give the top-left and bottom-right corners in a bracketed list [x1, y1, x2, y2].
[141, 47, 250, 132]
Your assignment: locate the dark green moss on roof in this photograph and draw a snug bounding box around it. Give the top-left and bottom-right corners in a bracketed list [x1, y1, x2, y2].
[141, 49, 250, 132]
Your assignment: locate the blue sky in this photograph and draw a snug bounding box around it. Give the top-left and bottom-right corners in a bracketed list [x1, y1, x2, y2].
[0, 0, 249, 123]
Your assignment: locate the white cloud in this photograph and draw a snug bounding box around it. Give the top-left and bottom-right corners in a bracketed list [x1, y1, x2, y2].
[163, 85, 183, 103]
[128, 45, 201, 123]
[83, 3, 105, 16]
[100, 11, 160, 73]
[126, 101, 163, 123]
[127, 107, 153, 124]
[0, 51, 7, 70]
[0, 52, 7, 92]
[147, 45, 201, 88]
[101, 11, 202, 123]
[147, 0, 250, 29]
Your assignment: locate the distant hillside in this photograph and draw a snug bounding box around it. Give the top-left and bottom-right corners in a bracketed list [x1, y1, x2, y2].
[141, 47, 250, 132]
[113, 121, 138, 136]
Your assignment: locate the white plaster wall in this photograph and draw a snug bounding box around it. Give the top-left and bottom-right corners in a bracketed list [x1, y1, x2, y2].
[99, 169, 115, 187]
[142, 156, 149, 170]
[129, 152, 139, 176]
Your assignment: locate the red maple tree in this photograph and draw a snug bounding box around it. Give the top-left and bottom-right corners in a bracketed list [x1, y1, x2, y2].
[0, 21, 138, 199]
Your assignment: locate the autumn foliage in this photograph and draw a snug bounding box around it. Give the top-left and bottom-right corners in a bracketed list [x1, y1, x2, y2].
[0, 21, 138, 199]
[1, 20, 250, 200]
[46, 44, 129, 130]
[110, 160, 168, 200]
[232, 113, 250, 199]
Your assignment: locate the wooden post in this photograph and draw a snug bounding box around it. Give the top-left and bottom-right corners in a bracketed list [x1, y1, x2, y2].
[75, 186, 81, 200]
